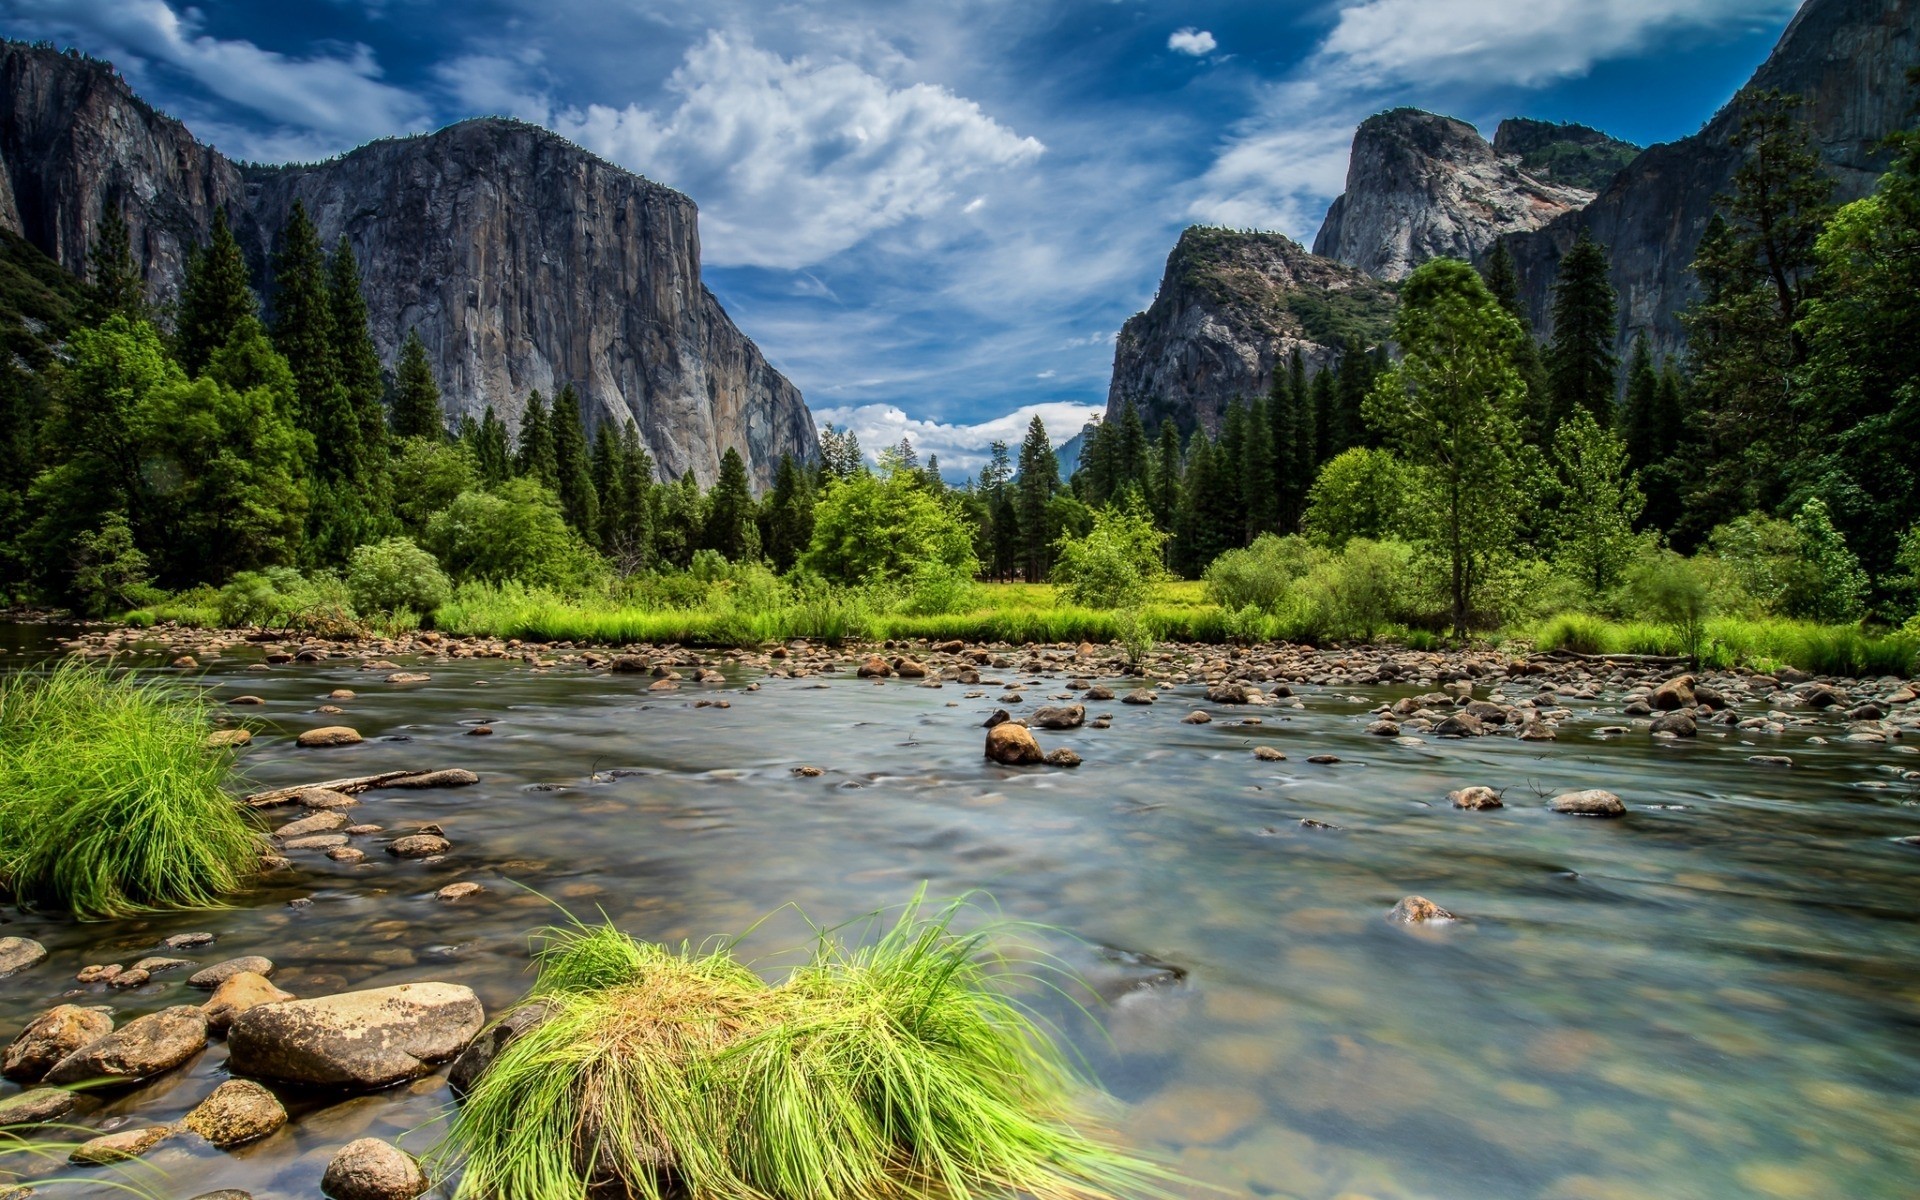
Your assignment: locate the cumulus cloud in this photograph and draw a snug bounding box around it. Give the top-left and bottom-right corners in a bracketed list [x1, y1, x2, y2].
[812, 402, 1105, 474]
[1183, 81, 1364, 240]
[5, 0, 429, 156]
[541, 32, 1045, 269]
[1318, 0, 1799, 88]
[1167, 28, 1217, 57]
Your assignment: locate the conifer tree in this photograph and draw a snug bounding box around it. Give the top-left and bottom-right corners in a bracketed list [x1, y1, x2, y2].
[1117, 402, 1150, 498]
[86, 204, 146, 322]
[1545, 229, 1621, 433]
[591, 422, 622, 549]
[1309, 369, 1337, 470]
[1015, 415, 1059, 580]
[1268, 360, 1302, 532]
[1331, 338, 1376, 456]
[1482, 240, 1552, 441]
[175, 209, 256, 376]
[1152, 419, 1182, 532]
[328, 238, 388, 480]
[515, 390, 557, 487]
[272, 201, 359, 482]
[1618, 337, 1661, 472]
[549, 384, 599, 540]
[391, 330, 444, 441]
[1216, 402, 1249, 538]
[613, 421, 655, 571]
[474, 405, 512, 484]
[1243, 396, 1277, 540]
[760, 452, 815, 572]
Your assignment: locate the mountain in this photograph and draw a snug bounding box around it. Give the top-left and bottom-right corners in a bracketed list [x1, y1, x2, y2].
[0, 41, 815, 489]
[1503, 0, 1920, 356]
[1312, 108, 1602, 282]
[1491, 119, 1641, 192]
[1104, 227, 1396, 434]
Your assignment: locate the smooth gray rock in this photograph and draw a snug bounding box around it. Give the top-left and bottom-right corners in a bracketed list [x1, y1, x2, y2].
[227, 983, 484, 1090]
[1549, 789, 1628, 818]
[0, 937, 47, 977]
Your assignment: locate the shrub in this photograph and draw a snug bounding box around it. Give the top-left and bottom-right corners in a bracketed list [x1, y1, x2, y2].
[442, 896, 1160, 1200]
[1708, 501, 1867, 622]
[1203, 534, 1321, 613]
[1301, 447, 1410, 549]
[426, 479, 608, 594]
[215, 567, 361, 636]
[803, 470, 978, 586]
[1294, 538, 1416, 641]
[1052, 502, 1168, 609]
[892, 561, 980, 616]
[347, 537, 452, 616]
[0, 662, 261, 918]
[70, 513, 160, 617]
[1625, 551, 1718, 665]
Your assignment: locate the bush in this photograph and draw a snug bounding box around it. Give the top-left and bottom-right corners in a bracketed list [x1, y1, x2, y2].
[1204, 534, 1321, 613]
[1052, 502, 1168, 609]
[1301, 447, 1410, 549]
[0, 662, 261, 917]
[70, 513, 160, 617]
[216, 567, 361, 636]
[1294, 538, 1416, 641]
[1707, 501, 1867, 621]
[347, 537, 452, 617]
[442, 896, 1158, 1200]
[803, 470, 978, 586]
[1625, 551, 1718, 665]
[426, 479, 608, 594]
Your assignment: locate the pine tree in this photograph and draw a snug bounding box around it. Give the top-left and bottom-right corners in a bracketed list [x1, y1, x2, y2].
[391, 330, 444, 441]
[705, 448, 758, 560]
[1309, 369, 1337, 470]
[1015, 415, 1059, 580]
[86, 204, 146, 322]
[1268, 361, 1301, 532]
[271, 201, 359, 483]
[1483, 240, 1552, 442]
[474, 405, 512, 484]
[1216, 402, 1249, 539]
[1545, 229, 1620, 434]
[175, 208, 256, 376]
[1117, 402, 1150, 498]
[591, 422, 622, 550]
[760, 452, 815, 572]
[611, 422, 655, 572]
[328, 238, 388, 481]
[515, 390, 557, 487]
[1333, 337, 1377, 455]
[1152, 419, 1182, 531]
[1618, 337, 1660, 472]
[549, 384, 599, 540]
[1243, 395, 1277, 540]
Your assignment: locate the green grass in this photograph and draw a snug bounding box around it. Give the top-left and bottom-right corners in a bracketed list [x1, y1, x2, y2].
[442, 896, 1165, 1200]
[1529, 613, 1918, 675]
[0, 661, 262, 919]
[0, 1135, 163, 1197]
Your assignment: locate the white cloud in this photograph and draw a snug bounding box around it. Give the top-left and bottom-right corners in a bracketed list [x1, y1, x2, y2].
[812, 402, 1105, 474]
[6, 0, 430, 156]
[541, 32, 1045, 269]
[1183, 80, 1363, 241]
[1167, 28, 1217, 57]
[1317, 0, 1799, 88]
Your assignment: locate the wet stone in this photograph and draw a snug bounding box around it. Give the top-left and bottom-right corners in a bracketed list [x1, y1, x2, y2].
[388, 834, 451, 858]
[180, 1079, 287, 1148]
[0, 1086, 76, 1126]
[4, 1004, 115, 1082]
[1449, 786, 1503, 810]
[1550, 789, 1627, 818]
[190, 956, 275, 989]
[69, 1126, 172, 1165]
[0, 937, 48, 977]
[1388, 895, 1456, 924]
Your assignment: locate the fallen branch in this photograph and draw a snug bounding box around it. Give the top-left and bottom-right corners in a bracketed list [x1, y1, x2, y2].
[243, 768, 477, 807]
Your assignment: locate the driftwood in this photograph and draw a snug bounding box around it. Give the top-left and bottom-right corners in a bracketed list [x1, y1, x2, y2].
[1531, 650, 1688, 666]
[243, 769, 478, 807]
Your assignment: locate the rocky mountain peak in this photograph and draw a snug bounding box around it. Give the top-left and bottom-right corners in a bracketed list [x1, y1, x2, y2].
[1491, 119, 1641, 192]
[1312, 107, 1595, 281]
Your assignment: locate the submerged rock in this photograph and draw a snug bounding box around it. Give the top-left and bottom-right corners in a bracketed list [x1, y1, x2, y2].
[1044, 748, 1082, 768]
[1387, 895, 1455, 924]
[43, 1005, 207, 1086]
[388, 834, 451, 858]
[1650, 711, 1697, 737]
[0, 937, 47, 977]
[69, 1125, 172, 1165]
[180, 1079, 287, 1148]
[297, 726, 363, 748]
[1448, 786, 1503, 810]
[1253, 745, 1287, 761]
[4, 1004, 114, 1082]
[1030, 704, 1086, 729]
[1549, 789, 1627, 818]
[227, 982, 484, 1090]
[0, 1086, 76, 1126]
[322, 1138, 429, 1200]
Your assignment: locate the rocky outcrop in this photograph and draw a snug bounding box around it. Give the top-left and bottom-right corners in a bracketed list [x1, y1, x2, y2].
[1313, 109, 1595, 282]
[1504, 0, 1920, 356]
[1492, 119, 1641, 192]
[1104, 228, 1396, 435]
[0, 41, 814, 489]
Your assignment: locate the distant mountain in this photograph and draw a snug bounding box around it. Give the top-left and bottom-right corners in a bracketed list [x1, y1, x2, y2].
[1491, 119, 1641, 193]
[0, 41, 816, 488]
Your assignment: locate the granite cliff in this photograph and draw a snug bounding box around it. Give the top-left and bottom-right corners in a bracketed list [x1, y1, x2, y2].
[0, 41, 815, 488]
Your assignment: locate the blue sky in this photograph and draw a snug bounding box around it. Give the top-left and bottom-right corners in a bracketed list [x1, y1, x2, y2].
[1, 0, 1801, 475]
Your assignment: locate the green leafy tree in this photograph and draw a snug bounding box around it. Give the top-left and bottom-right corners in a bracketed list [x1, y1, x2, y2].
[1051, 497, 1168, 609]
[347, 537, 451, 616]
[1626, 551, 1717, 667]
[389, 436, 479, 537]
[651, 473, 706, 570]
[391, 330, 444, 441]
[1545, 230, 1620, 434]
[1363, 259, 1527, 636]
[803, 468, 978, 585]
[174, 208, 256, 376]
[704, 446, 759, 561]
[1545, 410, 1644, 592]
[68, 513, 153, 617]
[1301, 446, 1410, 549]
[1786, 497, 1868, 622]
[425, 478, 606, 591]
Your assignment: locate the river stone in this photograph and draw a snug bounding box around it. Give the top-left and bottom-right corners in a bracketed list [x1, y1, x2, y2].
[69, 1126, 172, 1165]
[277, 811, 350, 839]
[189, 1192, 256, 1200]
[298, 787, 360, 810]
[204, 972, 294, 1034]
[43, 1005, 207, 1086]
[181, 1079, 287, 1147]
[285, 833, 351, 850]
[384, 672, 431, 684]
[207, 728, 253, 748]
[1804, 684, 1847, 709]
[1652, 676, 1695, 710]
[0, 937, 47, 976]
[1434, 712, 1484, 737]
[1748, 754, 1794, 767]
[447, 1001, 552, 1098]
[387, 834, 451, 858]
[4, 1004, 114, 1082]
[856, 656, 892, 678]
[1519, 720, 1557, 741]
[0, 1086, 76, 1125]
[321, 1138, 429, 1200]
[298, 726, 363, 748]
[227, 982, 484, 1090]
[1044, 747, 1082, 768]
[1030, 704, 1085, 730]
[329, 846, 367, 863]
[1253, 745, 1286, 761]
[985, 722, 1044, 766]
[1206, 681, 1249, 704]
[1448, 786, 1503, 810]
[191, 957, 275, 989]
[1121, 689, 1155, 705]
[436, 882, 484, 901]
[384, 769, 479, 789]
[1550, 789, 1627, 817]
[1387, 895, 1455, 924]
[1085, 685, 1115, 701]
[1181, 710, 1212, 724]
[1650, 711, 1697, 737]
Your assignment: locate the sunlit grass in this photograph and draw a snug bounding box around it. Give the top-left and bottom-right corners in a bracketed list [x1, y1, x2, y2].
[0, 661, 262, 919]
[1529, 613, 1917, 674]
[442, 895, 1167, 1200]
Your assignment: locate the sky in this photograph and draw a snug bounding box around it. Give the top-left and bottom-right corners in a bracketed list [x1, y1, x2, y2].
[0, 0, 1803, 477]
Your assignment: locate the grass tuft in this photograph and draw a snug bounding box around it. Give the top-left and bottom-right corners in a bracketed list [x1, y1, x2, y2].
[443, 895, 1167, 1200]
[0, 661, 262, 919]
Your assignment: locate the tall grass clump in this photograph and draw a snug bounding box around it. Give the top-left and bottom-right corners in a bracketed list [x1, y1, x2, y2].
[0, 662, 261, 918]
[445, 897, 1165, 1200]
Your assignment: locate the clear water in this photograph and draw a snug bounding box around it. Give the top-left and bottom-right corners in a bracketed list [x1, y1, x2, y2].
[3, 630, 1919, 1199]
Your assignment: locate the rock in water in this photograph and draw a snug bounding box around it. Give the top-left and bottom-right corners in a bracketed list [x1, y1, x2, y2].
[1448, 786, 1503, 810]
[322, 1138, 429, 1200]
[1030, 704, 1086, 729]
[298, 726, 363, 748]
[0, 1086, 76, 1126]
[227, 982, 484, 1090]
[448, 1002, 553, 1098]
[985, 722, 1045, 766]
[203, 972, 294, 1034]
[190, 957, 275, 989]
[1652, 676, 1696, 710]
[1650, 711, 1697, 738]
[43, 1006, 207, 1086]
[69, 1126, 172, 1165]
[4, 1004, 114, 1082]
[0, 937, 47, 977]
[1550, 789, 1627, 818]
[1387, 896, 1456, 924]
[180, 1079, 287, 1148]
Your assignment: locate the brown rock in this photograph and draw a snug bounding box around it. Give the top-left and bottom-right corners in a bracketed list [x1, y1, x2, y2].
[1387, 895, 1456, 924]
[1030, 704, 1086, 729]
[436, 882, 484, 901]
[0, 1086, 76, 1126]
[1652, 675, 1696, 710]
[69, 1125, 172, 1165]
[190, 957, 275, 989]
[321, 1138, 429, 1200]
[1181, 710, 1212, 724]
[180, 1079, 287, 1147]
[4, 1004, 113, 1082]
[985, 722, 1044, 765]
[1253, 745, 1286, 761]
[387, 834, 451, 858]
[203, 972, 294, 1034]
[227, 982, 484, 1090]
[43, 1005, 207, 1086]
[1448, 786, 1503, 810]
[297, 726, 363, 748]
[0, 936, 47, 976]
[1044, 748, 1082, 768]
[382, 769, 479, 789]
[207, 728, 253, 749]
[1550, 789, 1627, 817]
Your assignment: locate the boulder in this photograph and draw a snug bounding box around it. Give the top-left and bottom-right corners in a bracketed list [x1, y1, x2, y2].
[298, 726, 363, 748]
[1030, 704, 1086, 730]
[43, 1005, 207, 1086]
[1650, 711, 1697, 738]
[984, 722, 1045, 766]
[69, 1126, 172, 1165]
[321, 1138, 429, 1200]
[1448, 786, 1503, 810]
[1549, 789, 1627, 818]
[1518, 720, 1557, 741]
[181, 1079, 288, 1148]
[1387, 896, 1455, 924]
[608, 654, 648, 673]
[1121, 689, 1155, 705]
[1253, 746, 1286, 761]
[0, 1086, 75, 1126]
[447, 1002, 552, 1098]
[1434, 712, 1484, 737]
[203, 972, 294, 1034]
[4, 1004, 114, 1082]
[207, 729, 253, 748]
[855, 656, 893, 678]
[1181, 710, 1212, 725]
[1044, 748, 1082, 768]
[1365, 719, 1401, 736]
[1652, 676, 1696, 710]
[387, 834, 451, 858]
[227, 982, 484, 1090]
[277, 811, 351, 839]
[1205, 682, 1249, 704]
[190, 957, 275, 989]
[0, 937, 47, 977]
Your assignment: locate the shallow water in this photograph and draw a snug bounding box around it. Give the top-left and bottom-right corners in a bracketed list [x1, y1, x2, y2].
[4, 631, 1920, 1199]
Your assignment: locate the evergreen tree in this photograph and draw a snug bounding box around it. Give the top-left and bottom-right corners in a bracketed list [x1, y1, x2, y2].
[1014, 415, 1059, 580]
[1309, 369, 1337, 470]
[978, 440, 1018, 581]
[1173, 428, 1236, 576]
[1545, 229, 1620, 433]
[1116, 402, 1151, 498]
[1618, 336, 1661, 472]
[1242, 395, 1277, 540]
[610, 422, 655, 573]
[704, 446, 758, 560]
[391, 330, 444, 441]
[328, 238, 388, 483]
[271, 202, 357, 480]
[1151, 418, 1182, 532]
[515, 390, 558, 487]
[549, 383, 599, 541]
[1268, 358, 1303, 531]
[1483, 239, 1523, 315]
[760, 452, 815, 572]
[1483, 239, 1552, 441]
[175, 208, 255, 376]
[474, 405, 512, 484]
[1331, 338, 1376, 455]
[86, 204, 145, 322]
[1216, 402, 1249, 541]
[591, 422, 623, 550]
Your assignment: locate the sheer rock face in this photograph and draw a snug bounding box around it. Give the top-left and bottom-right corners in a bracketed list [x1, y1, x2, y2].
[0, 42, 814, 488]
[1312, 109, 1595, 283]
[1104, 228, 1396, 437]
[1503, 0, 1920, 357]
